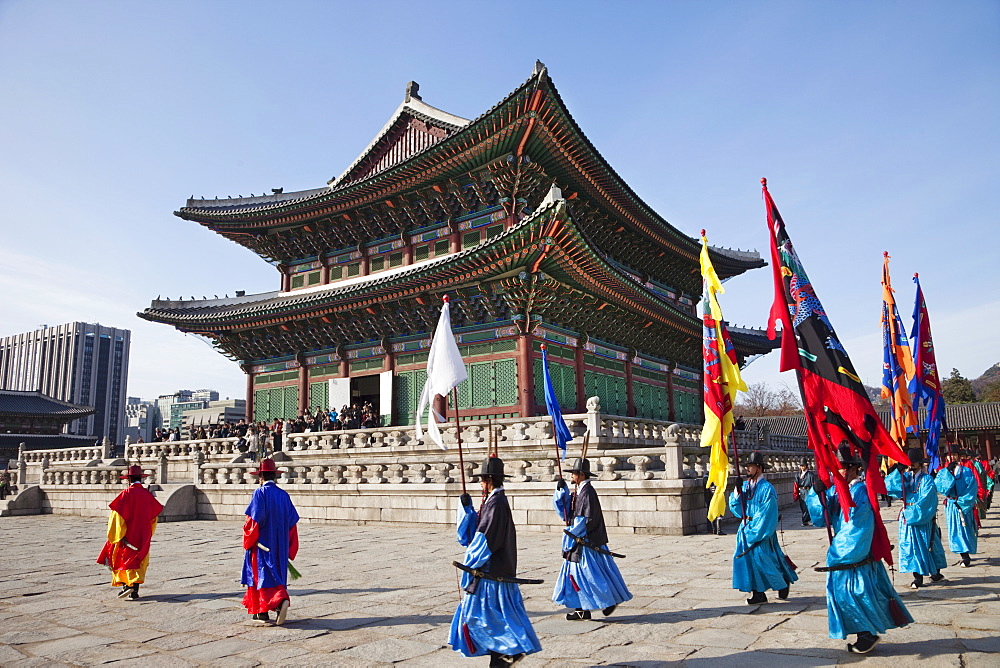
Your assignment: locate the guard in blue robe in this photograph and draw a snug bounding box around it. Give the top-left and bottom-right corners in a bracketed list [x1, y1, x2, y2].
[449, 456, 541, 667]
[241, 458, 300, 625]
[934, 452, 978, 567]
[884, 447, 947, 588]
[728, 451, 798, 604]
[552, 458, 632, 620]
[806, 445, 913, 654]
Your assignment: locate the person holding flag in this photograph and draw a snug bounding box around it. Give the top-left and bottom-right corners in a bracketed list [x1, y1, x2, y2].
[728, 450, 798, 604]
[97, 464, 163, 600]
[884, 447, 947, 588]
[935, 451, 979, 567]
[698, 230, 746, 527]
[241, 458, 300, 624]
[450, 456, 542, 666]
[807, 445, 913, 654]
[909, 274, 946, 470]
[552, 456, 632, 620]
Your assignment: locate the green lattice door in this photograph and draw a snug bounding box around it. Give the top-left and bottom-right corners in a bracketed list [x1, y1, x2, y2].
[533, 359, 577, 410]
[309, 381, 329, 413]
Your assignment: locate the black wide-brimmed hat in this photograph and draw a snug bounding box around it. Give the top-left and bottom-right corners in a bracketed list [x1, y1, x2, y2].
[905, 447, 926, 465]
[743, 451, 768, 470]
[470, 455, 509, 479]
[565, 457, 594, 478]
[836, 444, 863, 467]
[800, 457, 811, 467]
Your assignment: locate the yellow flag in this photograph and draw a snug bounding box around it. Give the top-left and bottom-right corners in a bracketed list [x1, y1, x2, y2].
[699, 233, 747, 521]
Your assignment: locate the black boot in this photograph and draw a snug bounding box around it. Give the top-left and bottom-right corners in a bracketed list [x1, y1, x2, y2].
[117, 584, 131, 599]
[746, 591, 767, 605]
[602, 604, 617, 616]
[778, 586, 790, 600]
[848, 631, 880, 654]
[128, 584, 139, 600]
[960, 553, 972, 567]
[566, 609, 591, 621]
[910, 574, 924, 589]
[930, 572, 945, 583]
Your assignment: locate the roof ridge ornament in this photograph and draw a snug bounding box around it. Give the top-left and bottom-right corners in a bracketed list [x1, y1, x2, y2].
[405, 81, 421, 102]
[533, 60, 546, 76]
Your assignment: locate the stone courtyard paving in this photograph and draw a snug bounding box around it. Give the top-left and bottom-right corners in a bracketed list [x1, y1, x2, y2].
[0, 503, 997, 667]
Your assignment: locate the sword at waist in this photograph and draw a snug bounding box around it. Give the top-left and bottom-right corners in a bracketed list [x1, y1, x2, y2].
[451, 561, 544, 585]
[563, 530, 626, 558]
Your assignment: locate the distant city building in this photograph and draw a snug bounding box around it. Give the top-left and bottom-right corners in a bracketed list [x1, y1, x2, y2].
[123, 398, 154, 443]
[0, 322, 130, 443]
[181, 399, 247, 437]
[191, 389, 220, 402]
[151, 389, 224, 432]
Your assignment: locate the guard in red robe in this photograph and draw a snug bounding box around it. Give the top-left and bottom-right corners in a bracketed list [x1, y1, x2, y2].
[242, 458, 299, 624]
[96, 465, 163, 600]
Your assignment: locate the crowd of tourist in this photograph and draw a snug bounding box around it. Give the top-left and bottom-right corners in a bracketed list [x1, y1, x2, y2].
[138, 402, 383, 461]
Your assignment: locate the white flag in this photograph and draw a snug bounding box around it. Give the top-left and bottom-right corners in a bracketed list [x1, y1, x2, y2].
[415, 297, 468, 449]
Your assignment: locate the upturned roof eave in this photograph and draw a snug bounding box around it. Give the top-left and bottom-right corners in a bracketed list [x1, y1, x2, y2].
[171, 67, 762, 276]
[142, 199, 701, 335]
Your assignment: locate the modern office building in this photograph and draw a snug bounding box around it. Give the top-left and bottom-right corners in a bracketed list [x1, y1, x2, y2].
[123, 397, 155, 443]
[0, 322, 130, 443]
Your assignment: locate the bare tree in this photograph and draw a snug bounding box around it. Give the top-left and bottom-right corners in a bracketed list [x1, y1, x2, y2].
[735, 382, 803, 417]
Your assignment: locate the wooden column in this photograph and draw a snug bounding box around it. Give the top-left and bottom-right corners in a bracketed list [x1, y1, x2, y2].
[667, 363, 676, 422]
[574, 345, 586, 412]
[433, 394, 448, 424]
[360, 251, 370, 277]
[984, 431, 995, 461]
[297, 358, 309, 416]
[517, 332, 535, 418]
[320, 259, 331, 284]
[450, 225, 461, 254]
[403, 236, 414, 266]
[242, 364, 255, 424]
[279, 265, 290, 292]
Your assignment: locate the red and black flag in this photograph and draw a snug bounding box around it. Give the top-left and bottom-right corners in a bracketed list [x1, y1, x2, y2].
[762, 179, 908, 564]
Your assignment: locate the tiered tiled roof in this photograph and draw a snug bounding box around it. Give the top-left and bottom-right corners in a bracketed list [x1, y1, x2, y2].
[143, 196, 776, 365]
[173, 64, 764, 291]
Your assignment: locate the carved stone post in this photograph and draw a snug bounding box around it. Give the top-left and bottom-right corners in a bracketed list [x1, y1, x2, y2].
[193, 450, 205, 485]
[585, 396, 601, 436]
[157, 451, 169, 485]
[661, 423, 683, 479]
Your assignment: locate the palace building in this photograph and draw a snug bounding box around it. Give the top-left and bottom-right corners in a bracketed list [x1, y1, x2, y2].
[140, 63, 774, 427]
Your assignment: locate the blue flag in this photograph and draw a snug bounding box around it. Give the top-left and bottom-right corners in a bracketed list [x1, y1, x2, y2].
[541, 346, 572, 460]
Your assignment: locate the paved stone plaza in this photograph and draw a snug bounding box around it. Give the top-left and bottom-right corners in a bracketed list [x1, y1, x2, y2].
[0, 504, 997, 667]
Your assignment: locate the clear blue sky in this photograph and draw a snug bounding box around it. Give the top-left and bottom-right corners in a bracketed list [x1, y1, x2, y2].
[1, 1, 997, 402]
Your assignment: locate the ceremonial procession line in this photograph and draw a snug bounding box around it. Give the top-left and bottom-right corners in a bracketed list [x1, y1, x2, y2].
[0, 497, 996, 667]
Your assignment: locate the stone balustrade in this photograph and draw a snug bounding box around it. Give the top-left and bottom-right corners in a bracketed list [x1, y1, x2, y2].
[20, 446, 104, 464]
[41, 465, 156, 486]
[680, 445, 809, 480]
[16, 401, 809, 534]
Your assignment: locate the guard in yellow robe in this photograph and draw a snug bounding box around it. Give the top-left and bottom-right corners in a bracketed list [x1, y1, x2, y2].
[96, 465, 163, 599]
